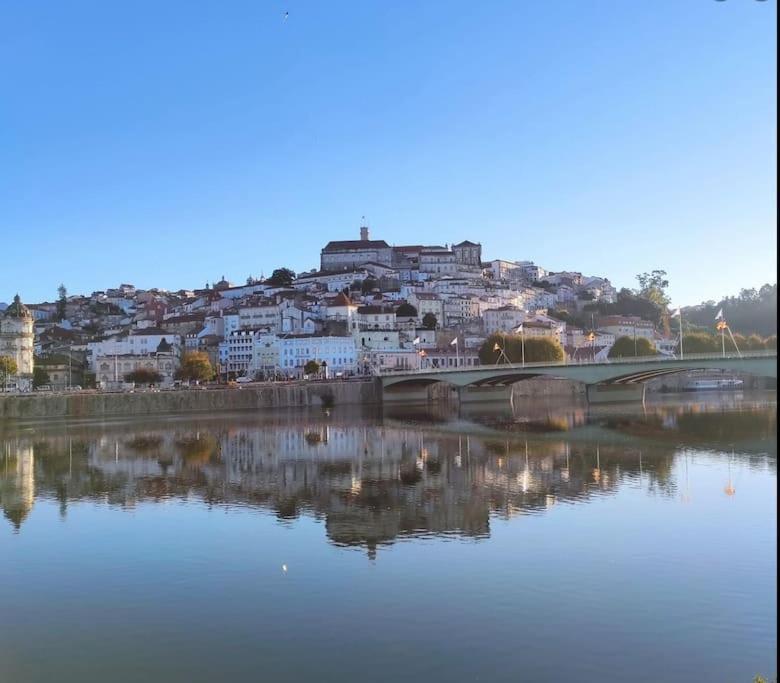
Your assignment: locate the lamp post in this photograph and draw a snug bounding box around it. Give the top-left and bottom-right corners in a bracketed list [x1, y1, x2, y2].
[717, 319, 727, 358]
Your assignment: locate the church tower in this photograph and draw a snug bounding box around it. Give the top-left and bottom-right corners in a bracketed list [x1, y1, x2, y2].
[1, 294, 35, 377]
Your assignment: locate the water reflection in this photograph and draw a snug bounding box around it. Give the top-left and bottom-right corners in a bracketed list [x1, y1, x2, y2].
[0, 394, 775, 559]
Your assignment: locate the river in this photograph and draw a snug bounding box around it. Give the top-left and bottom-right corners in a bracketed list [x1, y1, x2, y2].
[0, 392, 776, 682]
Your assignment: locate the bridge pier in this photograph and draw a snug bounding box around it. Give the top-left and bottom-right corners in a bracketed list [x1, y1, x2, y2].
[382, 386, 434, 403]
[459, 385, 514, 405]
[586, 383, 645, 404]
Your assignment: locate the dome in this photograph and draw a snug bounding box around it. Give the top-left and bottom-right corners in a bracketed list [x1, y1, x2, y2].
[4, 294, 33, 321]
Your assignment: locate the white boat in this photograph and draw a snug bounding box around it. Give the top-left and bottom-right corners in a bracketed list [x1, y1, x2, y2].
[684, 378, 744, 391]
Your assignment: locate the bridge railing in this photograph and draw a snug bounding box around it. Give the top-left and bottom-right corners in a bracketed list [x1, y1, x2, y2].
[376, 349, 777, 376]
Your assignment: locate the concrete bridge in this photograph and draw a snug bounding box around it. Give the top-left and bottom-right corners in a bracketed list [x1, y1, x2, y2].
[379, 351, 777, 404]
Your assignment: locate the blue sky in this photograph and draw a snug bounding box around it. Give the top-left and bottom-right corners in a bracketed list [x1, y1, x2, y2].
[1, 0, 776, 307]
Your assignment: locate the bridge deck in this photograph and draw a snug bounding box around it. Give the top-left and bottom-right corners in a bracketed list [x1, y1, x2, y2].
[380, 351, 777, 389]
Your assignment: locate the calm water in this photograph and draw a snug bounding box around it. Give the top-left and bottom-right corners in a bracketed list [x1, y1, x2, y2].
[0, 393, 776, 683]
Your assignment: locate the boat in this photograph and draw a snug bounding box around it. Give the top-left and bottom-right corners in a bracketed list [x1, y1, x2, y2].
[683, 378, 744, 391]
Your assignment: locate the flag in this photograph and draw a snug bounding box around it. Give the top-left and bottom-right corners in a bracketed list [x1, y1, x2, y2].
[412, 337, 420, 345]
[514, 324, 523, 334]
[450, 337, 458, 346]
[670, 307, 681, 318]
[715, 308, 724, 320]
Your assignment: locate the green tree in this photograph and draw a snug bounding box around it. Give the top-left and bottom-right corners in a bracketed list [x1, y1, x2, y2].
[125, 367, 163, 385]
[56, 284, 67, 321]
[33, 366, 51, 388]
[478, 333, 564, 364]
[396, 302, 418, 318]
[266, 268, 295, 288]
[176, 351, 215, 383]
[422, 313, 438, 330]
[765, 335, 777, 350]
[608, 336, 656, 358]
[361, 277, 378, 295]
[304, 360, 321, 375]
[0, 356, 18, 382]
[745, 334, 766, 351]
[636, 270, 670, 307]
[680, 332, 719, 354]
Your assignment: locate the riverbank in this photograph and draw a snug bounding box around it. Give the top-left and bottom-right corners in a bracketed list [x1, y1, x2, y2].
[0, 380, 380, 421]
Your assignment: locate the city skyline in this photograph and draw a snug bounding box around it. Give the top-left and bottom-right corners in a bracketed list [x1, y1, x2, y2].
[1, 0, 776, 306]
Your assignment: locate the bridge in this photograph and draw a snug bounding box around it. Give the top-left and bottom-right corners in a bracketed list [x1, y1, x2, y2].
[378, 351, 777, 404]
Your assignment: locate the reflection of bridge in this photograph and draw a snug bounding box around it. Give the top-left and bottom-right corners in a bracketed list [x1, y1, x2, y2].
[380, 351, 777, 404]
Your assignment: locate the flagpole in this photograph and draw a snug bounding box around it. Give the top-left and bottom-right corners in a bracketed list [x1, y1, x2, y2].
[521, 327, 525, 367]
[679, 310, 684, 360]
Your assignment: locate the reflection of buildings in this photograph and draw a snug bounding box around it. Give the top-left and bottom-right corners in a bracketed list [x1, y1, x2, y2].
[1, 403, 774, 554]
[0, 440, 35, 530]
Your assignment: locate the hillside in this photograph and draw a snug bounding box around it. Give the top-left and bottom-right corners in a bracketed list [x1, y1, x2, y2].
[683, 284, 777, 337]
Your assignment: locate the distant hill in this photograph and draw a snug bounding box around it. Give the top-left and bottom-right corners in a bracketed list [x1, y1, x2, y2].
[683, 284, 777, 337]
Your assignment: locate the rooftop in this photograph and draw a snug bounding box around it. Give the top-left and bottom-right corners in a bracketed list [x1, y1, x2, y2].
[322, 239, 390, 252]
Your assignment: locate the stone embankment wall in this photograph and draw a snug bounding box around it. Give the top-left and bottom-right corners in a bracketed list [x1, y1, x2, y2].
[0, 380, 381, 421]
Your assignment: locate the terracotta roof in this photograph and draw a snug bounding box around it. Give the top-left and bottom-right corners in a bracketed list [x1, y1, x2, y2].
[330, 292, 354, 307]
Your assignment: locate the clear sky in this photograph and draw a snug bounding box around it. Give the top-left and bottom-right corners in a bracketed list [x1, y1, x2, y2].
[1, 0, 776, 307]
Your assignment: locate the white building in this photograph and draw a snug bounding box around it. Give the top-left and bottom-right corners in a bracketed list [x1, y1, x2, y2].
[419, 247, 457, 275]
[484, 306, 526, 335]
[320, 226, 392, 271]
[87, 328, 181, 371]
[597, 316, 655, 341]
[277, 335, 358, 377]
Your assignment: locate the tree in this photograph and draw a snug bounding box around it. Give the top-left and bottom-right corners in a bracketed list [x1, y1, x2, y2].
[745, 334, 766, 351]
[57, 284, 67, 321]
[176, 351, 215, 383]
[478, 333, 564, 364]
[765, 335, 777, 350]
[0, 356, 18, 382]
[304, 360, 321, 376]
[585, 288, 664, 325]
[608, 336, 656, 358]
[422, 313, 438, 330]
[266, 268, 295, 288]
[33, 366, 51, 388]
[682, 283, 777, 337]
[680, 332, 719, 354]
[396, 302, 418, 318]
[125, 367, 163, 385]
[361, 277, 378, 295]
[635, 270, 670, 307]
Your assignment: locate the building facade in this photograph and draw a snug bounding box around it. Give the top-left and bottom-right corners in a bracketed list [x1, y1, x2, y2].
[1, 295, 35, 380]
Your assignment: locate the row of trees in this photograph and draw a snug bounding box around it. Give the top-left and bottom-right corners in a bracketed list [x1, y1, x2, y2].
[477, 334, 565, 364]
[124, 351, 215, 385]
[679, 331, 776, 354]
